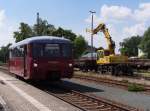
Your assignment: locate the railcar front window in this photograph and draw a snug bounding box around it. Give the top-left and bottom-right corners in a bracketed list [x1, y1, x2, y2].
[32, 44, 60, 58]
[32, 43, 72, 58]
[32, 44, 43, 57]
[62, 44, 72, 58]
[44, 44, 60, 57]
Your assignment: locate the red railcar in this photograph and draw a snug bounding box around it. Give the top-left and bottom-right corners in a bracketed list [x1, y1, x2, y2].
[9, 36, 73, 80]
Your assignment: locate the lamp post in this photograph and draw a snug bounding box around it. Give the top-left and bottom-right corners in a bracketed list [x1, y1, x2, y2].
[37, 12, 40, 35]
[89, 11, 96, 60]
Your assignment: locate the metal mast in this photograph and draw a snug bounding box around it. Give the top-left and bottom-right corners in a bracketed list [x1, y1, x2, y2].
[37, 12, 40, 35]
[89, 10, 96, 60]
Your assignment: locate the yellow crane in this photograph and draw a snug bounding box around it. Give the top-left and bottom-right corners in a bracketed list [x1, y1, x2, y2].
[92, 23, 115, 55]
[87, 23, 133, 75]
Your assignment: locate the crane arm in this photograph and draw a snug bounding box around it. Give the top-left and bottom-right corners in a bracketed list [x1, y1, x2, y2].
[92, 23, 115, 55]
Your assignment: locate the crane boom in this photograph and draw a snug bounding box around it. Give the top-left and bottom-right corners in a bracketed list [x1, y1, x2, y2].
[92, 23, 115, 55]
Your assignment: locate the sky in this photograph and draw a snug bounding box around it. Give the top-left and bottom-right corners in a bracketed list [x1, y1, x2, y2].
[0, 0, 150, 53]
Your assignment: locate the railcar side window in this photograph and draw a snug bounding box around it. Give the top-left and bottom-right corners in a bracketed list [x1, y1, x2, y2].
[9, 50, 13, 58]
[10, 46, 24, 57]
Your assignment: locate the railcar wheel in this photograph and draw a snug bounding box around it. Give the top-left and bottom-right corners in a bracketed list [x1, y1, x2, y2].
[125, 65, 133, 76]
[109, 66, 115, 75]
[15, 75, 21, 79]
[15, 75, 19, 79]
[114, 64, 133, 76]
[15, 74, 24, 80]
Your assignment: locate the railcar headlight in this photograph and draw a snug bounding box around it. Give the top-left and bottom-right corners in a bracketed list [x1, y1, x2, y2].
[69, 63, 73, 67]
[33, 63, 38, 67]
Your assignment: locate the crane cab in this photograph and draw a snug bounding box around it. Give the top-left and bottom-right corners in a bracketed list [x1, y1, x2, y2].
[97, 49, 111, 64]
[97, 49, 128, 65]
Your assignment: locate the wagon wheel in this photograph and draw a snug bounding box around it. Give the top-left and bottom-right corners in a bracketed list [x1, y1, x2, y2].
[113, 65, 123, 76]
[98, 66, 103, 74]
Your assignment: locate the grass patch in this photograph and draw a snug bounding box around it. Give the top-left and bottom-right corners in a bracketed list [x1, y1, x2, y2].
[128, 83, 145, 92]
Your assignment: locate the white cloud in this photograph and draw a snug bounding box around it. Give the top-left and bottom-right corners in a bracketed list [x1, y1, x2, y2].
[85, 2, 150, 24]
[85, 14, 102, 24]
[84, 2, 150, 53]
[101, 5, 132, 20]
[123, 23, 146, 37]
[85, 4, 132, 24]
[134, 3, 150, 22]
[98, 3, 150, 22]
[0, 9, 15, 47]
[0, 10, 6, 28]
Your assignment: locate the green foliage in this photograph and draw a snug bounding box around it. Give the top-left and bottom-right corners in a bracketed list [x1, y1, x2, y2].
[119, 36, 142, 56]
[52, 27, 76, 41]
[13, 18, 77, 43]
[119, 27, 150, 58]
[139, 27, 150, 58]
[33, 18, 56, 36]
[14, 23, 33, 42]
[12, 18, 87, 59]
[128, 83, 145, 92]
[73, 35, 87, 58]
[0, 43, 11, 63]
[119, 47, 128, 56]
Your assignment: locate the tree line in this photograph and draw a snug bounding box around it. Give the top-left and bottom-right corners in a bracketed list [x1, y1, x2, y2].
[0, 18, 87, 63]
[119, 27, 150, 58]
[1, 17, 150, 63]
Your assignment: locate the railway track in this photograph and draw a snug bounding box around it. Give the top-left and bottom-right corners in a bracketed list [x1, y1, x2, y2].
[74, 68, 150, 80]
[74, 73, 150, 93]
[0, 65, 141, 111]
[43, 83, 139, 111]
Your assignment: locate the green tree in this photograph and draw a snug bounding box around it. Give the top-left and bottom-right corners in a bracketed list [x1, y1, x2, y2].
[139, 27, 150, 58]
[13, 18, 88, 59]
[73, 35, 87, 58]
[119, 36, 142, 56]
[14, 23, 33, 42]
[33, 18, 56, 36]
[14, 21, 76, 42]
[52, 27, 76, 41]
[0, 43, 11, 63]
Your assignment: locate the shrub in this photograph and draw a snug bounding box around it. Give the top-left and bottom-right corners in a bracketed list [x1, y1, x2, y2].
[128, 83, 145, 92]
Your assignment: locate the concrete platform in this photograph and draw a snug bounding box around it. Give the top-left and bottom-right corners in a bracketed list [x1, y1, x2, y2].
[0, 97, 4, 111]
[0, 71, 81, 111]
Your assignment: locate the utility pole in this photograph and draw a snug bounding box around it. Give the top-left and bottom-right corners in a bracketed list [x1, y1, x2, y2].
[37, 12, 40, 35]
[89, 10, 96, 60]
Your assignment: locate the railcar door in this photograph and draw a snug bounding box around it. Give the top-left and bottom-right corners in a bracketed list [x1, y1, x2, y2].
[11, 46, 25, 77]
[23, 45, 27, 77]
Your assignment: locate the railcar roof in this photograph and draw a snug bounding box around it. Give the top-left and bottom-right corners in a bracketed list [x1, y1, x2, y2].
[9, 36, 71, 49]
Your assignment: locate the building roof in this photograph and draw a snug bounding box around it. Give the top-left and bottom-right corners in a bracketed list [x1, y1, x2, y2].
[9, 36, 71, 49]
[81, 52, 97, 58]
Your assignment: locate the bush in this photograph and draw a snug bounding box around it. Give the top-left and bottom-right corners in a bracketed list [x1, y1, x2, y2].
[128, 83, 145, 92]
